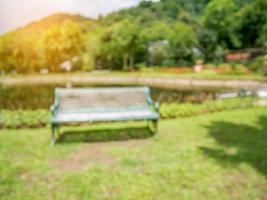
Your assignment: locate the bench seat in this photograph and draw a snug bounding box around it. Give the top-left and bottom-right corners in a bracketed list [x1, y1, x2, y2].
[50, 87, 160, 145]
[53, 110, 159, 123]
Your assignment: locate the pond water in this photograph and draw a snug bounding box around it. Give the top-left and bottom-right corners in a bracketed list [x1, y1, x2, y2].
[0, 83, 222, 110]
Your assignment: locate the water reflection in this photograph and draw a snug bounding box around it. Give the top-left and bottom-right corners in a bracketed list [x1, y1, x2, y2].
[0, 83, 219, 110]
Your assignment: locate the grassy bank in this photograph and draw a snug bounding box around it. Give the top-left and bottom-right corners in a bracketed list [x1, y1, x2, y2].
[1, 69, 266, 83]
[1, 107, 267, 199]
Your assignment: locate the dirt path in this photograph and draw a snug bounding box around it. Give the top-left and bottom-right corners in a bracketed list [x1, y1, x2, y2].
[53, 139, 150, 172]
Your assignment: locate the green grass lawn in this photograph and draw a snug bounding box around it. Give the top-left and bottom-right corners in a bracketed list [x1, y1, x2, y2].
[1, 107, 267, 200]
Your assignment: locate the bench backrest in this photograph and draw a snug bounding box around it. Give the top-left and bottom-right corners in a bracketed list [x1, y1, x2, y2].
[54, 87, 153, 112]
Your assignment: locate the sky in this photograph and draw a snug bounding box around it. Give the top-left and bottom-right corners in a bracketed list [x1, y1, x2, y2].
[0, 0, 143, 34]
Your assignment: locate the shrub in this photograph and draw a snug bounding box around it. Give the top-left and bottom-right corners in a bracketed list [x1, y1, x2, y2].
[248, 56, 267, 76]
[160, 97, 253, 119]
[0, 109, 50, 129]
[0, 98, 254, 129]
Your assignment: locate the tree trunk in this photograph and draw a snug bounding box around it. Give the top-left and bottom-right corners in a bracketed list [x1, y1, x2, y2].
[129, 55, 134, 70]
[123, 54, 128, 70]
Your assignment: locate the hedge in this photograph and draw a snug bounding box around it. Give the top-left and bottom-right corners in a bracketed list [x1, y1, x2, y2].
[0, 97, 254, 129]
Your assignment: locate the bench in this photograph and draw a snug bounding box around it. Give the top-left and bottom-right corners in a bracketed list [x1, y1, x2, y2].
[50, 87, 160, 145]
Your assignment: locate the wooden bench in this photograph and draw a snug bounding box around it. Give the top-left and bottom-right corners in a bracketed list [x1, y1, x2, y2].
[50, 87, 160, 145]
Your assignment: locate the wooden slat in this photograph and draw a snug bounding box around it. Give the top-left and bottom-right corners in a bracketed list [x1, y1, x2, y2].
[56, 110, 159, 122]
[57, 87, 149, 111]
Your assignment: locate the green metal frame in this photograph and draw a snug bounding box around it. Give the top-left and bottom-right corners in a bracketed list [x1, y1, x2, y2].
[50, 87, 160, 146]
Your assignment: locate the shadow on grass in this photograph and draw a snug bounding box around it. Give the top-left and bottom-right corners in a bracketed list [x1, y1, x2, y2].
[57, 126, 155, 144]
[201, 115, 267, 177]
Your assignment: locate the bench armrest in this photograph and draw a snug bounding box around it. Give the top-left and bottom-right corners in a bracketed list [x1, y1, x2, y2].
[51, 88, 60, 115]
[50, 103, 58, 115]
[146, 96, 159, 112]
[153, 102, 160, 112]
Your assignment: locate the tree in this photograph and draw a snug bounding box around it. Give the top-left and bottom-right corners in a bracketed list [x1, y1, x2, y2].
[99, 20, 144, 70]
[237, 0, 267, 48]
[61, 20, 84, 60]
[148, 40, 172, 66]
[141, 21, 172, 42]
[202, 0, 240, 49]
[258, 23, 267, 47]
[140, 21, 173, 65]
[41, 26, 64, 72]
[82, 30, 102, 71]
[169, 22, 198, 64]
[41, 20, 83, 72]
[0, 32, 41, 73]
[0, 33, 16, 72]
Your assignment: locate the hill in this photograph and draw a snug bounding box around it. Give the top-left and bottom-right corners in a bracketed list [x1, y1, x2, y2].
[14, 13, 94, 35]
[104, 0, 210, 25]
[0, 0, 266, 73]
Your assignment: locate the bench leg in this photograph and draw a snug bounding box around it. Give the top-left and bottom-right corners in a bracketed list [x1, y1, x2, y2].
[50, 124, 56, 146]
[152, 120, 158, 135]
[148, 120, 158, 135]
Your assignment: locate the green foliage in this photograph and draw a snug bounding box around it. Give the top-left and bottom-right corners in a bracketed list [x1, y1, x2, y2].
[0, 32, 41, 73]
[0, 98, 255, 129]
[248, 56, 267, 76]
[1, 0, 267, 73]
[148, 42, 172, 66]
[82, 25, 104, 70]
[141, 21, 172, 42]
[160, 97, 253, 118]
[140, 21, 198, 65]
[170, 22, 198, 64]
[141, 21, 198, 66]
[0, 33, 16, 72]
[0, 14, 91, 74]
[0, 109, 50, 129]
[237, 0, 267, 48]
[41, 20, 83, 72]
[258, 23, 267, 48]
[202, 0, 240, 49]
[99, 20, 144, 70]
[202, 0, 267, 51]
